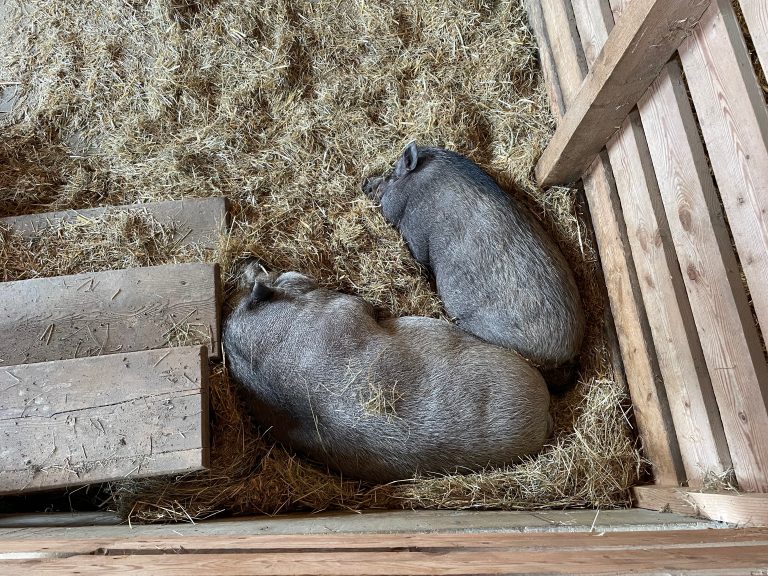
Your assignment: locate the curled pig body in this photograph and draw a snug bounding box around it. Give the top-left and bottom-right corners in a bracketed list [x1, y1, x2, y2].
[364, 144, 585, 388]
[223, 265, 551, 483]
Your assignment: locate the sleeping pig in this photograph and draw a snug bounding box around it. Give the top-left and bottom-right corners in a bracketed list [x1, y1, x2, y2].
[363, 143, 585, 389]
[223, 262, 552, 483]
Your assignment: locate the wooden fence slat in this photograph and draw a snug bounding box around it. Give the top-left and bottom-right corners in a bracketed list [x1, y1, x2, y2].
[0, 346, 209, 494]
[570, 0, 614, 68]
[640, 62, 768, 491]
[535, 0, 711, 186]
[606, 112, 730, 483]
[539, 0, 587, 107]
[639, 58, 768, 492]
[0, 263, 222, 366]
[0, 197, 228, 251]
[582, 156, 684, 485]
[679, 0, 768, 350]
[524, 0, 567, 120]
[526, 0, 684, 484]
[738, 0, 768, 77]
[633, 486, 768, 526]
[572, 0, 730, 484]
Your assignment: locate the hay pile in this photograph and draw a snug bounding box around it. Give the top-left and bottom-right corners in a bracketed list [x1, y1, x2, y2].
[0, 0, 643, 520]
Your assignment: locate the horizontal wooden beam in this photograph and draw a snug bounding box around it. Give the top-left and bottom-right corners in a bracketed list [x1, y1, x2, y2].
[0, 263, 221, 366]
[0, 197, 228, 251]
[0, 346, 209, 494]
[535, 0, 711, 186]
[632, 486, 768, 527]
[4, 528, 768, 574]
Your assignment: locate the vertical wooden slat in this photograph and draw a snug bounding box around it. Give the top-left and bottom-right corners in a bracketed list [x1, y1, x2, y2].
[570, 0, 614, 66]
[524, 0, 567, 120]
[528, 0, 684, 485]
[572, 0, 726, 484]
[582, 156, 684, 485]
[540, 0, 588, 105]
[606, 113, 731, 483]
[680, 0, 768, 346]
[639, 60, 768, 492]
[738, 0, 768, 76]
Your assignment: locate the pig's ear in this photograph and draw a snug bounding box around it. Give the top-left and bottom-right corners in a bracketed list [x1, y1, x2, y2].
[250, 281, 275, 304]
[402, 141, 419, 172]
[395, 142, 419, 176]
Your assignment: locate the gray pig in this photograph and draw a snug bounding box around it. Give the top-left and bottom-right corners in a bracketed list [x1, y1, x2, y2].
[223, 263, 551, 483]
[363, 144, 585, 388]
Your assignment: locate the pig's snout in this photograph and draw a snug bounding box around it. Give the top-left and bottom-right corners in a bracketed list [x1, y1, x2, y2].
[362, 176, 384, 201]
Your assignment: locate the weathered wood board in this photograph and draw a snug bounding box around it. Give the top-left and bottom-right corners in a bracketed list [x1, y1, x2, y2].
[536, 0, 711, 186]
[738, 0, 768, 79]
[633, 486, 768, 527]
[0, 346, 209, 494]
[0, 197, 228, 252]
[0, 263, 221, 366]
[3, 529, 768, 575]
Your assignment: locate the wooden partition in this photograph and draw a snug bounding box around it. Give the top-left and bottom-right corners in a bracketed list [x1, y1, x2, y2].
[525, 0, 768, 523]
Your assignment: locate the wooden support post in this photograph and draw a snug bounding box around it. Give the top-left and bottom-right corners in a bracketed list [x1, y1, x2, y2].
[0, 263, 222, 365]
[0, 346, 209, 494]
[535, 0, 711, 186]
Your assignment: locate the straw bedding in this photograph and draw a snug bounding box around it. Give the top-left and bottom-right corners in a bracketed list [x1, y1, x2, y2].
[0, 0, 644, 520]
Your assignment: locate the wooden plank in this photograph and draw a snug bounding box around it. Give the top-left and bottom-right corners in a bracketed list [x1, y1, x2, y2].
[0, 197, 228, 251]
[633, 486, 768, 527]
[679, 0, 768, 358]
[6, 543, 768, 575]
[571, 0, 729, 484]
[582, 156, 684, 485]
[738, 0, 768, 77]
[523, 0, 567, 120]
[639, 59, 768, 492]
[535, 0, 712, 186]
[527, 0, 684, 484]
[7, 529, 768, 555]
[0, 346, 209, 494]
[606, 112, 730, 483]
[0, 263, 221, 366]
[539, 0, 587, 107]
[570, 0, 614, 67]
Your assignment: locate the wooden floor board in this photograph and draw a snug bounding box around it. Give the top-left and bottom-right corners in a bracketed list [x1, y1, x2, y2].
[0, 262, 221, 365]
[0, 197, 228, 252]
[0, 346, 209, 494]
[3, 530, 768, 575]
